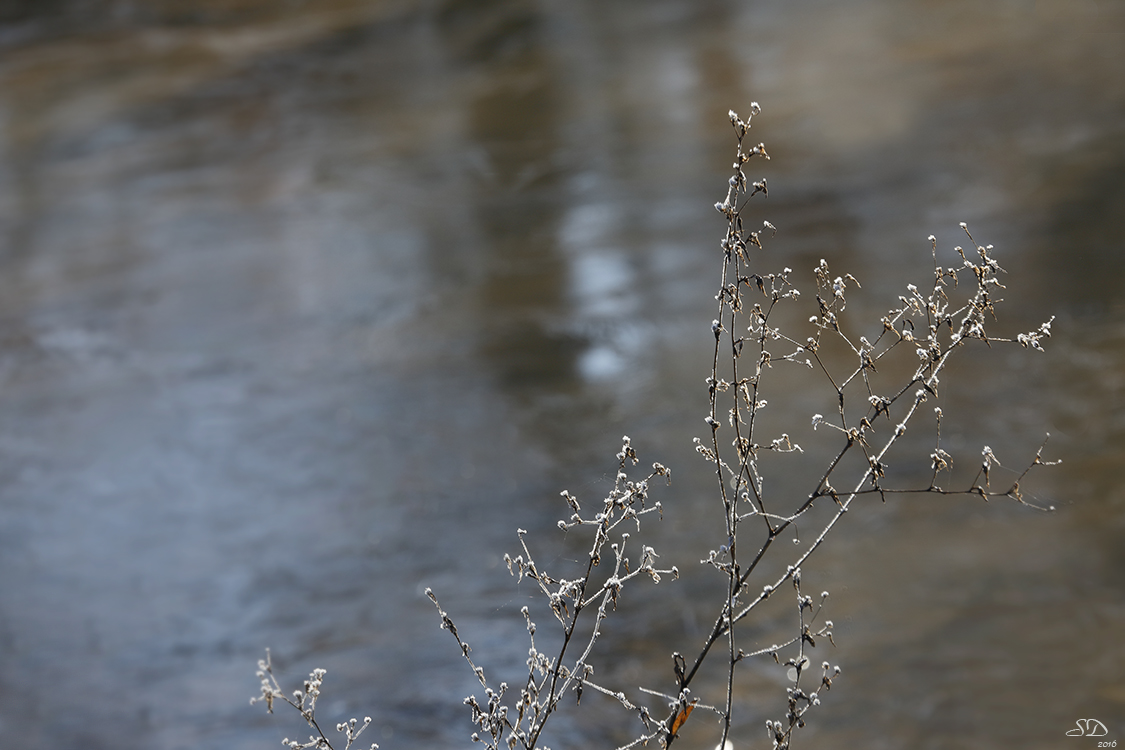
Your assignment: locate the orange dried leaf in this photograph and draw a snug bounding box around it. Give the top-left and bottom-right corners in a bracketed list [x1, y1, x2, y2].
[670, 698, 698, 735]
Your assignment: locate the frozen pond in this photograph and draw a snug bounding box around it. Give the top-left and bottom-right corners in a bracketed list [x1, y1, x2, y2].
[0, 1, 1122, 748]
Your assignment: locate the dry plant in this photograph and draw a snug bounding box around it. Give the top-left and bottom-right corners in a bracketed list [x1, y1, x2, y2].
[252, 105, 1058, 750]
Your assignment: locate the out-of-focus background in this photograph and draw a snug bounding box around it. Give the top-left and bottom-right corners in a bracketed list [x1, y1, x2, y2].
[0, 1, 1122, 748]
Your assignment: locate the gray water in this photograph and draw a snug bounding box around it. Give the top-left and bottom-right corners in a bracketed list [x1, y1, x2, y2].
[0, 1, 1123, 748]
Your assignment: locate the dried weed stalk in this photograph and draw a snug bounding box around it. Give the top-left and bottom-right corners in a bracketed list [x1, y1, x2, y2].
[251, 649, 377, 750]
[253, 106, 1058, 750]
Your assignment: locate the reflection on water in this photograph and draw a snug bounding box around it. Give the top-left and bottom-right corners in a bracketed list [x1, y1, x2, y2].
[0, 1, 1122, 748]
[445, 0, 577, 390]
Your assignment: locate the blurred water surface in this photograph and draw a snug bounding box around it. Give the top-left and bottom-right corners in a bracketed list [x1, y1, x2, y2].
[0, 1, 1123, 748]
